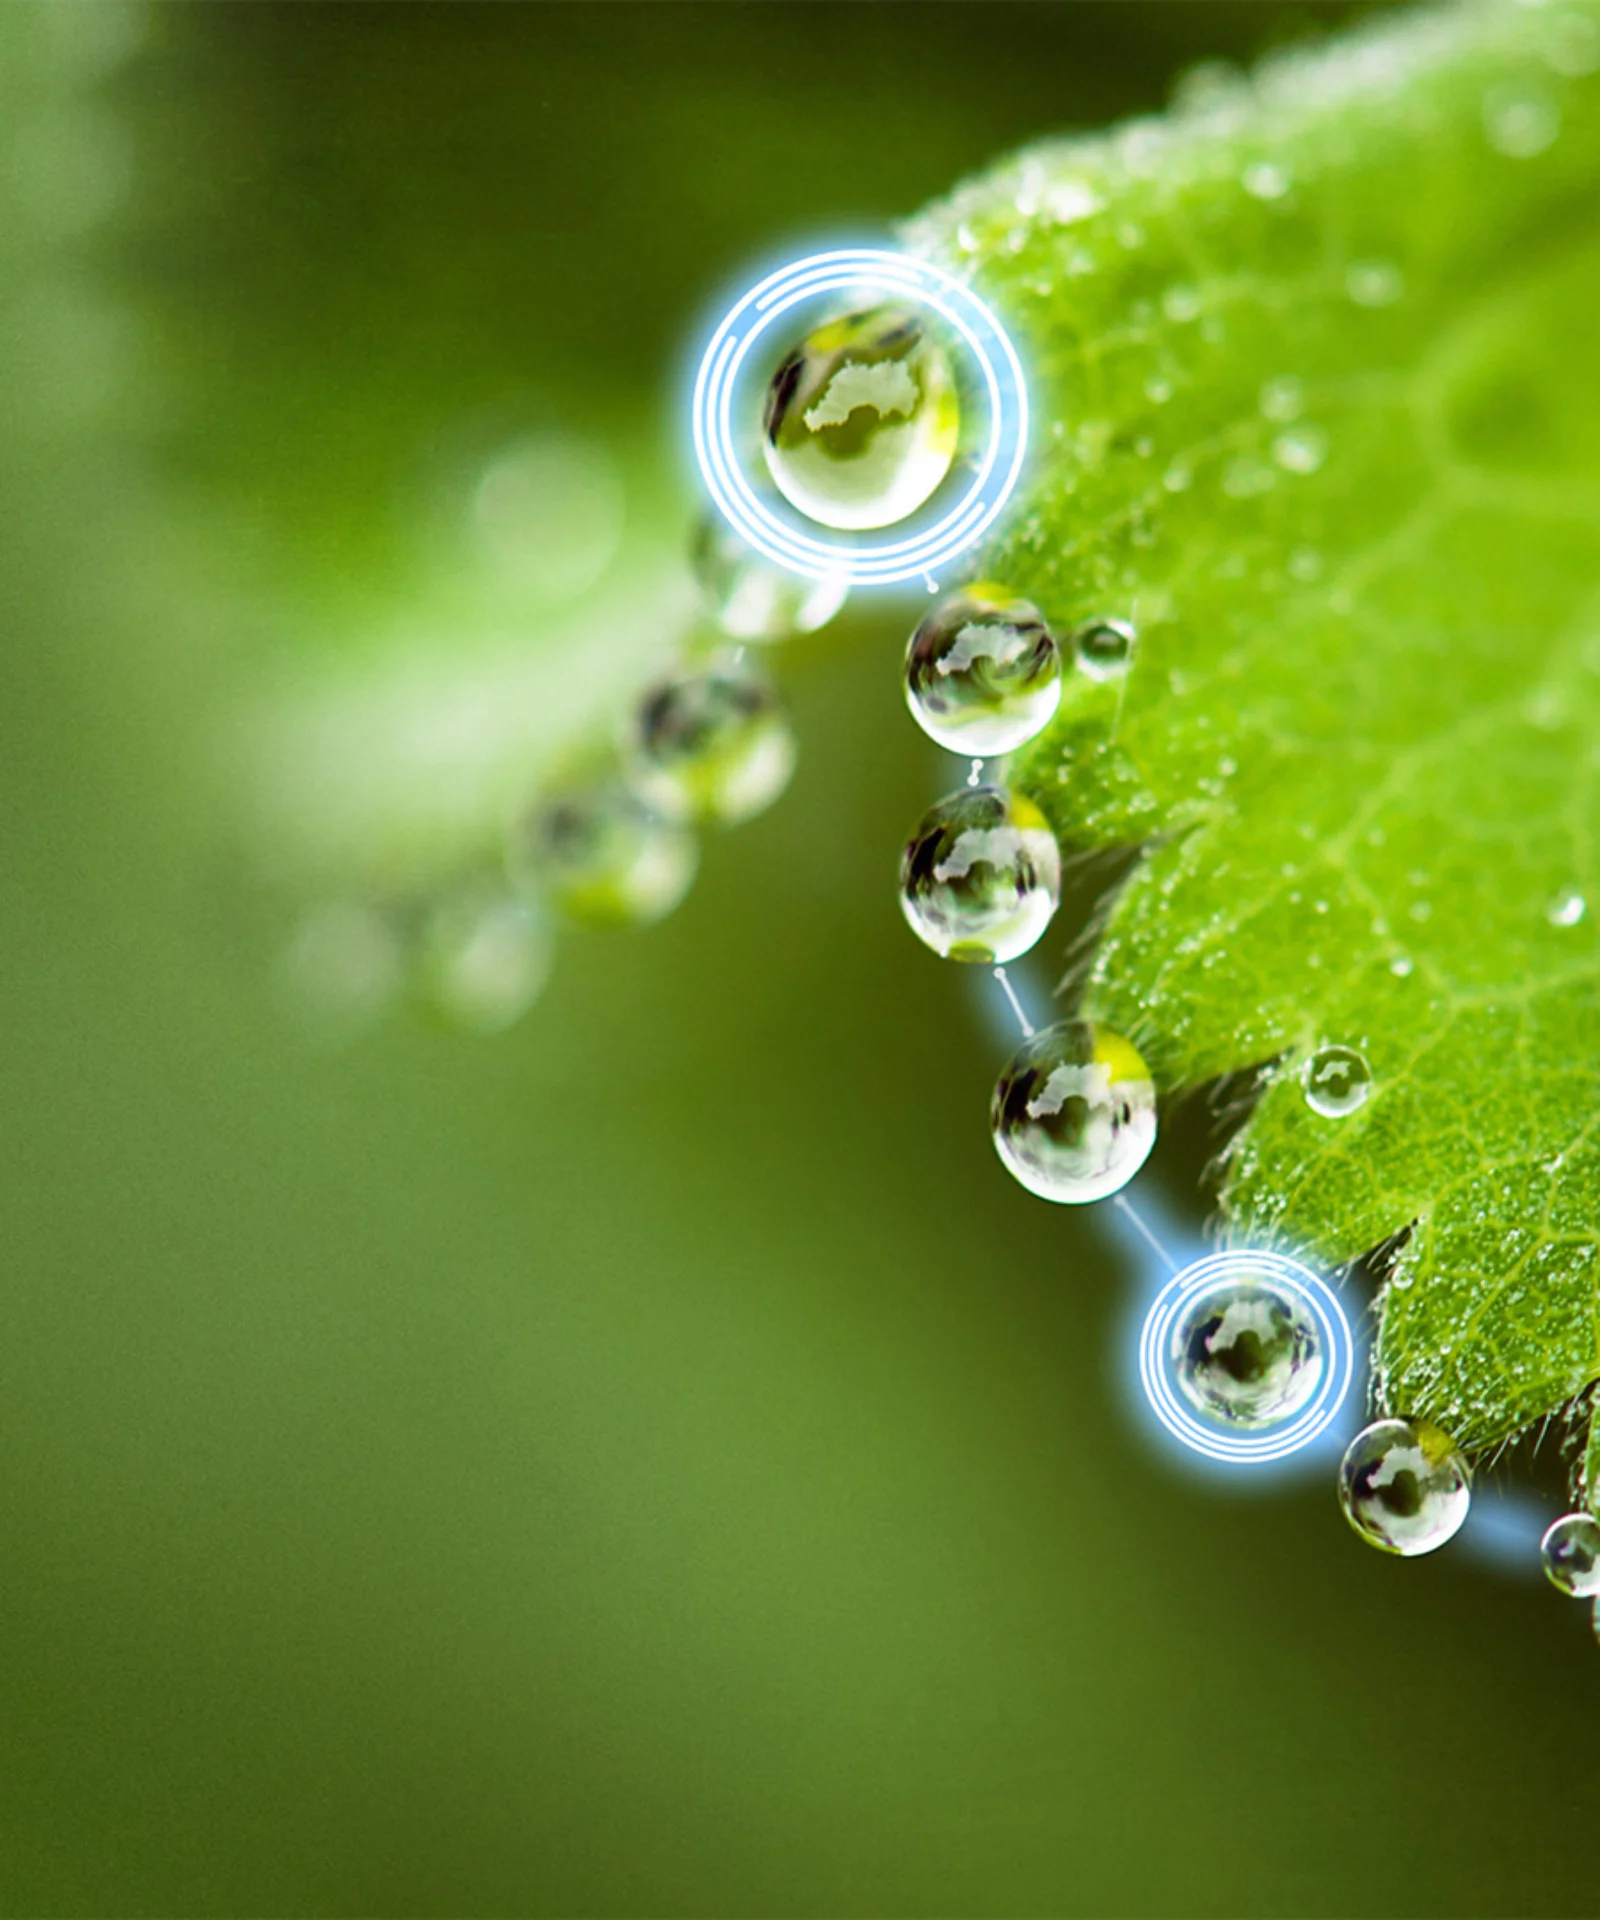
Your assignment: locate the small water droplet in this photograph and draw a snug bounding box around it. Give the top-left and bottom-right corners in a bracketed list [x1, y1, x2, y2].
[1304, 1045, 1371, 1118]
[990, 1020, 1157, 1203]
[625, 653, 795, 827]
[511, 784, 697, 928]
[285, 900, 405, 1037]
[1544, 8, 1600, 76]
[956, 222, 979, 254]
[1173, 1268, 1324, 1428]
[763, 306, 960, 531]
[1346, 259, 1404, 308]
[1042, 177, 1104, 225]
[1391, 955, 1414, 979]
[903, 584, 1062, 756]
[692, 514, 847, 642]
[1222, 456, 1275, 498]
[1162, 461, 1192, 493]
[421, 887, 552, 1034]
[1273, 425, 1328, 474]
[1541, 1513, 1600, 1596]
[1259, 375, 1304, 423]
[1144, 375, 1174, 405]
[1547, 886, 1587, 927]
[900, 786, 1061, 965]
[1161, 282, 1201, 323]
[1241, 158, 1291, 201]
[1074, 617, 1137, 681]
[1338, 1419, 1471, 1556]
[1483, 81, 1561, 158]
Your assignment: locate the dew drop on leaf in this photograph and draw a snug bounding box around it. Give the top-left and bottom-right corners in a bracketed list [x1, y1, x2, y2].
[1241, 158, 1292, 201]
[1304, 1044, 1371, 1117]
[990, 1020, 1157, 1203]
[1273, 425, 1328, 473]
[1074, 616, 1138, 681]
[421, 889, 552, 1034]
[511, 784, 697, 929]
[691, 514, 847, 642]
[1546, 886, 1587, 927]
[625, 653, 795, 827]
[1338, 1418, 1472, 1556]
[1482, 81, 1561, 159]
[903, 585, 1062, 755]
[1540, 1513, 1600, 1596]
[899, 785, 1061, 964]
[1345, 258, 1404, 307]
[1173, 1270, 1324, 1427]
[763, 307, 959, 531]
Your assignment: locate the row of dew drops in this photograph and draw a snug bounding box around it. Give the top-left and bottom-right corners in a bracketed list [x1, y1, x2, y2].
[293, 283, 1600, 1617]
[751, 296, 1600, 1604]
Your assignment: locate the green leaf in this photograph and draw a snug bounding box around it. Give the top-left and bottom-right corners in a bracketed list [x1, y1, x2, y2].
[907, 1, 1600, 1458]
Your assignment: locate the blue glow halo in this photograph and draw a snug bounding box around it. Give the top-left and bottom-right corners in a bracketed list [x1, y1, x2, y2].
[1137, 1249, 1355, 1465]
[691, 248, 1029, 586]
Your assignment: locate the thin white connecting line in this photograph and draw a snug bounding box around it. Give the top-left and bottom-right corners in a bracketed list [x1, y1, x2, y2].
[1114, 1193, 1180, 1276]
[990, 964, 1034, 1038]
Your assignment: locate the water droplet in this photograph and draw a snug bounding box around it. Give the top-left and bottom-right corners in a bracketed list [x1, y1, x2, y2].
[1345, 259, 1404, 308]
[1173, 1266, 1324, 1427]
[1071, 618, 1136, 682]
[1544, 8, 1600, 76]
[903, 584, 1062, 755]
[1222, 456, 1275, 498]
[1288, 545, 1324, 583]
[691, 514, 847, 642]
[763, 306, 959, 531]
[1259, 375, 1304, 423]
[1548, 886, 1587, 927]
[1241, 159, 1291, 201]
[1042, 177, 1104, 225]
[511, 784, 696, 928]
[625, 653, 795, 827]
[991, 1021, 1157, 1203]
[1338, 1418, 1471, 1556]
[1483, 81, 1561, 158]
[1541, 1512, 1600, 1595]
[285, 900, 405, 1037]
[472, 432, 624, 601]
[1144, 374, 1174, 405]
[1162, 461, 1192, 493]
[1273, 425, 1328, 474]
[421, 888, 552, 1033]
[899, 786, 1060, 964]
[1304, 1045, 1371, 1118]
[1161, 283, 1201, 323]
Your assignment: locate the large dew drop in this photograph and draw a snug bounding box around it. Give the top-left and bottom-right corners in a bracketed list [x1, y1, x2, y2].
[899, 785, 1060, 964]
[510, 784, 697, 929]
[1304, 1044, 1370, 1117]
[763, 307, 960, 531]
[1338, 1418, 1471, 1556]
[1173, 1269, 1323, 1428]
[903, 584, 1061, 756]
[1541, 1512, 1600, 1596]
[991, 1020, 1157, 1203]
[625, 653, 795, 827]
[691, 514, 847, 643]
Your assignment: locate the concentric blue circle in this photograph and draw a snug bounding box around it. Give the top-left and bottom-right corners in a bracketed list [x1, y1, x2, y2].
[1138, 1250, 1355, 1464]
[691, 248, 1029, 586]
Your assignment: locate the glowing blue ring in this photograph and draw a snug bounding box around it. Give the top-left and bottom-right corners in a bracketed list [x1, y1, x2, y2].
[1137, 1250, 1355, 1464]
[691, 248, 1029, 585]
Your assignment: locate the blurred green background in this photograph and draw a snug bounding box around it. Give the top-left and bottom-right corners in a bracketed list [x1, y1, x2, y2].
[5, 4, 1600, 1914]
